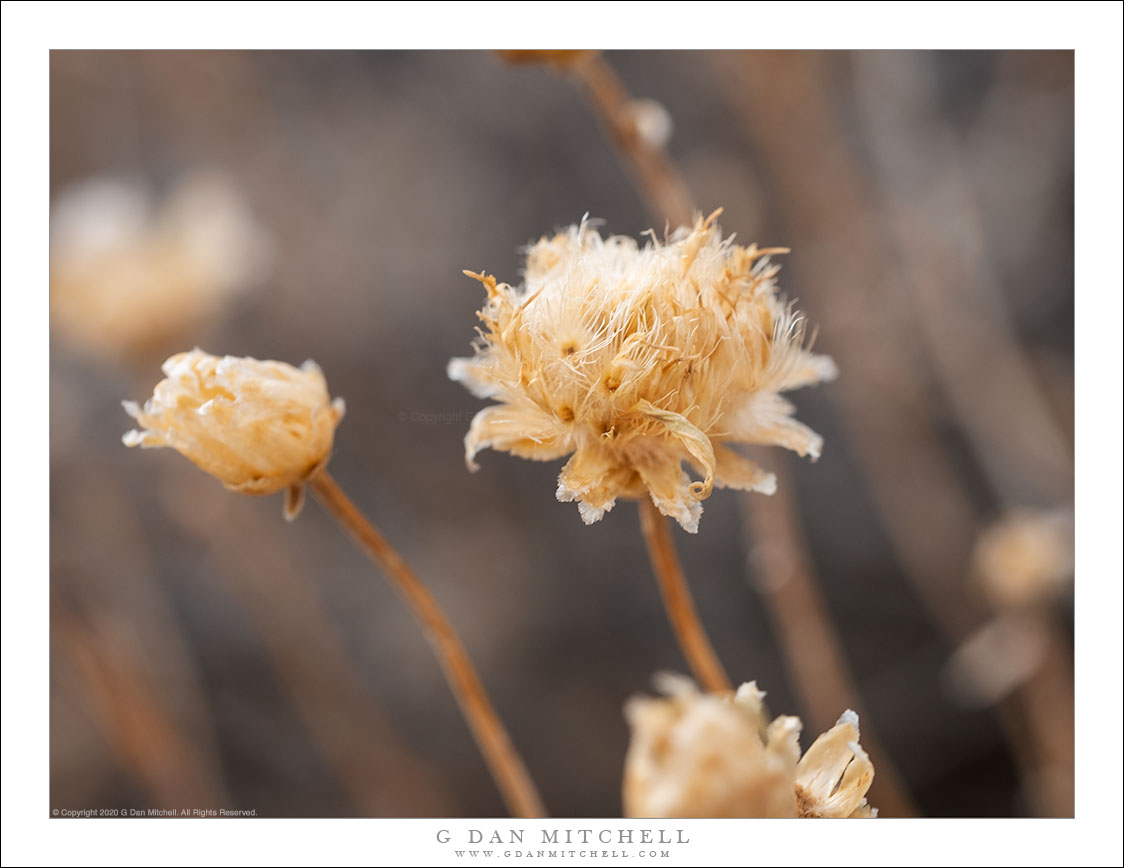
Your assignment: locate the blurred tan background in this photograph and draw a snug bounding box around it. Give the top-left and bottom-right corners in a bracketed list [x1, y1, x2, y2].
[50, 50, 1074, 817]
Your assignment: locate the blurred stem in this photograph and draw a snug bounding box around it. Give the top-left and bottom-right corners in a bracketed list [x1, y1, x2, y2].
[568, 51, 727, 694]
[52, 595, 224, 806]
[568, 53, 695, 228]
[308, 470, 546, 818]
[742, 463, 919, 817]
[638, 499, 732, 693]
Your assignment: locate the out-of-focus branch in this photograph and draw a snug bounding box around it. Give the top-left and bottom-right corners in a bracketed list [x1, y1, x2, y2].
[743, 456, 917, 817]
[52, 595, 226, 807]
[49, 454, 228, 804]
[850, 52, 1073, 509]
[566, 53, 695, 229]
[719, 50, 1073, 816]
[161, 474, 456, 816]
[717, 50, 986, 641]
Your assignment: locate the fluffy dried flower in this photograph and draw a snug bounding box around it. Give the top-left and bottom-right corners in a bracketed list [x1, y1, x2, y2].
[449, 211, 836, 532]
[622, 675, 876, 818]
[50, 172, 270, 360]
[123, 349, 345, 519]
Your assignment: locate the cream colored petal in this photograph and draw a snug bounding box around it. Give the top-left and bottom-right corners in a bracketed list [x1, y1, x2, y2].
[463, 403, 572, 470]
[732, 681, 771, 734]
[447, 356, 503, 400]
[829, 740, 875, 816]
[795, 710, 876, 818]
[729, 392, 824, 460]
[713, 444, 777, 494]
[770, 350, 839, 392]
[765, 714, 803, 768]
[759, 714, 802, 817]
[632, 449, 703, 534]
[556, 440, 632, 525]
[635, 400, 715, 500]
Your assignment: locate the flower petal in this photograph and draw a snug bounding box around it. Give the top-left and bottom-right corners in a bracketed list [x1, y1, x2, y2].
[632, 448, 703, 534]
[463, 403, 572, 470]
[728, 392, 824, 460]
[795, 710, 876, 818]
[769, 350, 839, 392]
[635, 400, 716, 500]
[713, 444, 777, 494]
[447, 357, 503, 400]
[556, 440, 633, 524]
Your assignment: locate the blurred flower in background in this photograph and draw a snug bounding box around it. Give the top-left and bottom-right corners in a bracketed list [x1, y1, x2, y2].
[50, 171, 271, 362]
[973, 510, 1074, 612]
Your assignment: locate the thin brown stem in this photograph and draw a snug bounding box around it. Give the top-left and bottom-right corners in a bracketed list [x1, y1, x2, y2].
[307, 471, 545, 818]
[638, 498, 732, 694]
[569, 54, 728, 693]
[568, 53, 695, 228]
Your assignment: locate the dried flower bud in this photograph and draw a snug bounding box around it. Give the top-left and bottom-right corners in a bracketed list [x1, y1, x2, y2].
[623, 676, 877, 818]
[123, 349, 345, 519]
[623, 676, 800, 818]
[449, 210, 836, 532]
[795, 710, 877, 818]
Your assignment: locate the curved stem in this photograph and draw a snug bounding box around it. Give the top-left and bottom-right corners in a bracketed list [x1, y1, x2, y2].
[568, 53, 695, 229]
[638, 498, 732, 693]
[308, 471, 545, 818]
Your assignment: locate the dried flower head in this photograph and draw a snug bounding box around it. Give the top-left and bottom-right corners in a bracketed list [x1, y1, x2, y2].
[449, 210, 836, 532]
[50, 172, 270, 360]
[622, 675, 876, 818]
[123, 349, 344, 519]
[623, 674, 800, 817]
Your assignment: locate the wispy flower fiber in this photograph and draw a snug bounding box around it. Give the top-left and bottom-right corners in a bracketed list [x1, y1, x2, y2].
[449, 211, 836, 532]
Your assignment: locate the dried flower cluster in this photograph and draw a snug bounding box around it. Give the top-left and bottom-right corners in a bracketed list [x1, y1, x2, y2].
[50, 172, 270, 360]
[123, 349, 344, 519]
[623, 674, 875, 818]
[449, 211, 836, 532]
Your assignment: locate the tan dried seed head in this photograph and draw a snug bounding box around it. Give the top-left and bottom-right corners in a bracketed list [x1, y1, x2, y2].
[449, 210, 837, 532]
[623, 675, 877, 818]
[623, 676, 801, 818]
[123, 349, 345, 519]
